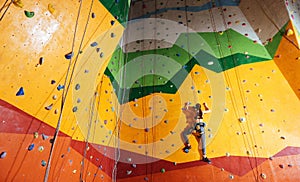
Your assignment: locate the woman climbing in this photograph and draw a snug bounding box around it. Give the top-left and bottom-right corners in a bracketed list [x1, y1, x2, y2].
[181, 102, 211, 163]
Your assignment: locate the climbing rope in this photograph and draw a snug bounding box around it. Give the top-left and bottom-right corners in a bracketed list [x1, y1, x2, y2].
[215, 0, 261, 180]
[0, 0, 12, 21]
[43, 0, 95, 180]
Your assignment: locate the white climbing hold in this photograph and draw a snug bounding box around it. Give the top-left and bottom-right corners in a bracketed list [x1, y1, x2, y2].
[229, 174, 234, 179]
[208, 61, 214, 65]
[126, 170, 132, 175]
[226, 152, 230, 157]
[261, 173, 267, 179]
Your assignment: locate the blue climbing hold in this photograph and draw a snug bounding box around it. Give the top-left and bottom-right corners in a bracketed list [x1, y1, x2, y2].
[90, 42, 98, 47]
[176, 53, 181, 57]
[41, 160, 47, 167]
[0, 151, 7, 159]
[16, 87, 24, 96]
[65, 52, 74, 60]
[184, 148, 189, 153]
[57, 84, 64, 91]
[72, 106, 78, 112]
[182, 65, 187, 69]
[110, 20, 115, 26]
[28, 143, 35, 151]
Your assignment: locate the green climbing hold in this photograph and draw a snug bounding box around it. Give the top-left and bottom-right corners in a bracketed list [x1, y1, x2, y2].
[160, 168, 166, 173]
[24, 10, 34, 18]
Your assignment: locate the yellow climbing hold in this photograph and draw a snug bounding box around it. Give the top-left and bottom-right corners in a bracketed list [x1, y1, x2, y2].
[286, 29, 294, 36]
[48, 4, 55, 14]
[13, 0, 24, 8]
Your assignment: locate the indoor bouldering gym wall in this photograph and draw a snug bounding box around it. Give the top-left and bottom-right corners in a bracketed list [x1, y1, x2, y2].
[0, 0, 300, 181]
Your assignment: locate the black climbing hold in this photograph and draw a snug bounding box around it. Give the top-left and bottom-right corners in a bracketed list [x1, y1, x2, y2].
[90, 42, 98, 47]
[65, 52, 74, 60]
[28, 143, 34, 151]
[110, 20, 115, 26]
[96, 48, 100, 52]
[16, 87, 24, 96]
[0, 151, 7, 159]
[39, 57, 44, 65]
[51, 80, 56, 84]
[24, 10, 34, 18]
[75, 84, 80, 90]
[145, 128, 149, 132]
[91, 12, 96, 18]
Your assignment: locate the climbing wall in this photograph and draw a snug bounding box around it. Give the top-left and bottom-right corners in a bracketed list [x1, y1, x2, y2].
[110, 0, 300, 181]
[0, 0, 130, 181]
[1, 0, 300, 182]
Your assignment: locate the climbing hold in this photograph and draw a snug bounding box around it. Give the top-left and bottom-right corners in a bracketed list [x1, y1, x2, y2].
[176, 53, 180, 57]
[279, 164, 284, 168]
[13, 0, 24, 8]
[127, 157, 132, 162]
[52, 95, 57, 100]
[72, 106, 78, 112]
[184, 148, 189, 153]
[51, 80, 56, 84]
[261, 173, 267, 179]
[131, 164, 137, 168]
[57, 84, 64, 91]
[173, 162, 177, 166]
[72, 170, 77, 174]
[286, 29, 294, 36]
[91, 12, 96, 18]
[132, 139, 137, 143]
[38, 146, 44, 152]
[41, 160, 47, 167]
[65, 52, 74, 60]
[208, 61, 214, 65]
[144, 177, 149, 181]
[0, 151, 7, 159]
[110, 20, 115, 25]
[24, 10, 34, 18]
[75, 84, 80, 90]
[226, 152, 230, 157]
[288, 164, 293, 167]
[229, 174, 234, 179]
[221, 168, 224, 171]
[160, 168, 165, 173]
[239, 117, 246, 123]
[28, 143, 35, 151]
[145, 128, 149, 132]
[90, 42, 98, 47]
[34, 132, 39, 138]
[270, 109, 275, 112]
[16, 87, 24, 96]
[164, 120, 168, 124]
[126, 170, 132, 175]
[48, 4, 55, 14]
[269, 156, 273, 160]
[111, 33, 115, 38]
[280, 136, 286, 140]
[247, 151, 252, 155]
[39, 57, 44, 65]
[100, 52, 104, 58]
[42, 133, 48, 140]
[45, 104, 53, 110]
